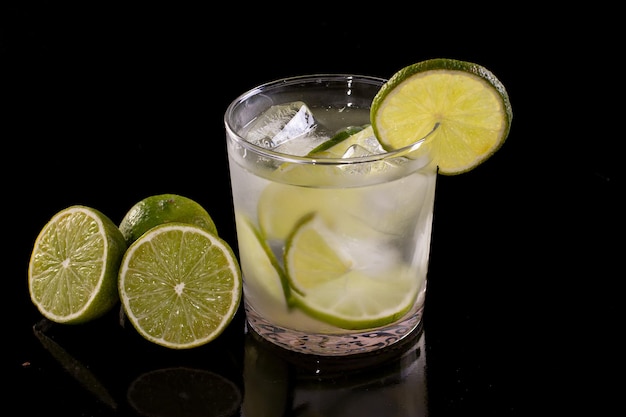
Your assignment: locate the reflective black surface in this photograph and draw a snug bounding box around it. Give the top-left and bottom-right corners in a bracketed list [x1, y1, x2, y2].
[6, 3, 620, 416]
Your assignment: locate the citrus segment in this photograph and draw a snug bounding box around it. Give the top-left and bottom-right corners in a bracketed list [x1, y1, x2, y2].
[371, 58, 512, 175]
[119, 194, 217, 246]
[235, 212, 290, 307]
[28, 205, 127, 324]
[118, 223, 241, 349]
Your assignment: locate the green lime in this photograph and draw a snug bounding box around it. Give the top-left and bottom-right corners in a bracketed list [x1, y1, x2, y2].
[284, 213, 420, 330]
[28, 205, 127, 324]
[371, 58, 513, 175]
[118, 223, 241, 349]
[119, 194, 217, 246]
[235, 212, 290, 308]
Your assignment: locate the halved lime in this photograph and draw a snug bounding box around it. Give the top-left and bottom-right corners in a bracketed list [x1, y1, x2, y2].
[28, 205, 127, 324]
[118, 223, 241, 349]
[371, 58, 512, 175]
[284, 213, 419, 329]
[119, 194, 217, 246]
[235, 212, 290, 308]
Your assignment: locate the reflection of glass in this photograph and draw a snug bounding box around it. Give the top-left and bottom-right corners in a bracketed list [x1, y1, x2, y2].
[242, 327, 428, 417]
[225, 75, 437, 356]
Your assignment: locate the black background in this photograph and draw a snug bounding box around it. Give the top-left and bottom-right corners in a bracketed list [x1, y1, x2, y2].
[4, 2, 620, 416]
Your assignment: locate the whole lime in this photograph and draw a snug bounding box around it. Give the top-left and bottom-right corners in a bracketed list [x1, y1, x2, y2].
[119, 194, 217, 246]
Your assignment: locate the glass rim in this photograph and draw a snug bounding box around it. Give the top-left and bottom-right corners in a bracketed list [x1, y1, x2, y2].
[224, 73, 437, 165]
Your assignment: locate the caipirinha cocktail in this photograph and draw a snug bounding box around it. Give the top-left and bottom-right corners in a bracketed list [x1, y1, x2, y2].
[225, 60, 512, 356]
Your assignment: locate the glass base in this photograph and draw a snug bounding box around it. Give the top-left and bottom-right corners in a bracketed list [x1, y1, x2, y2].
[244, 303, 423, 357]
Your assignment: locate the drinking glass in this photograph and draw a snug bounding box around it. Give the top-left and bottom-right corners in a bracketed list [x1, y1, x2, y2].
[224, 74, 437, 356]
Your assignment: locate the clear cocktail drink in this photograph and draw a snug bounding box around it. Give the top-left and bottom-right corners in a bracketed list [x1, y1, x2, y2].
[225, 75, 437, 356]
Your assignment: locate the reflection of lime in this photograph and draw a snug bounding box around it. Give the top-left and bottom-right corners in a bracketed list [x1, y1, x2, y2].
[118, 223, 241, 349]
[127, 367, 241, 417]
[285, 213, 419, 330]
[33, 321, 117, 410]
[28, 205, 126, 324]
[371, 58, 512, 175]
[119, 194, 217, 246]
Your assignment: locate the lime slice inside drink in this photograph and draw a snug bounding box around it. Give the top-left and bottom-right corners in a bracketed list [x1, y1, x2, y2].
[284, 213, 419, 330]
[235, 212, 290, 308]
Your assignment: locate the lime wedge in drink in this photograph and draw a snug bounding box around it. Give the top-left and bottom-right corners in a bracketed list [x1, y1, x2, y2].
[257, 180, 361, 242]
[235, 212, 290, 308]
[284, 213, 351, 295]
[284, 213, 419, 330]
[118, 223, 241, 349]
[28, 205, 127, 324]
[308, 125, 383, 157]
[371, 58, 512, 175]
[258, 124, 390, 241]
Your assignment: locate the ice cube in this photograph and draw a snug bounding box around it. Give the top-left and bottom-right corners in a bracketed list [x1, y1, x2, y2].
[342, 144, 375, 159]
[273, 127, 333, 156]
[244, 102, 317, 149]
[339, 144, 398, 175]
[352, 135, 386, 156]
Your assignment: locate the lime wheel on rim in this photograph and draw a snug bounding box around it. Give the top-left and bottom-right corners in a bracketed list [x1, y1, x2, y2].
[371, 58, 513, 175]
